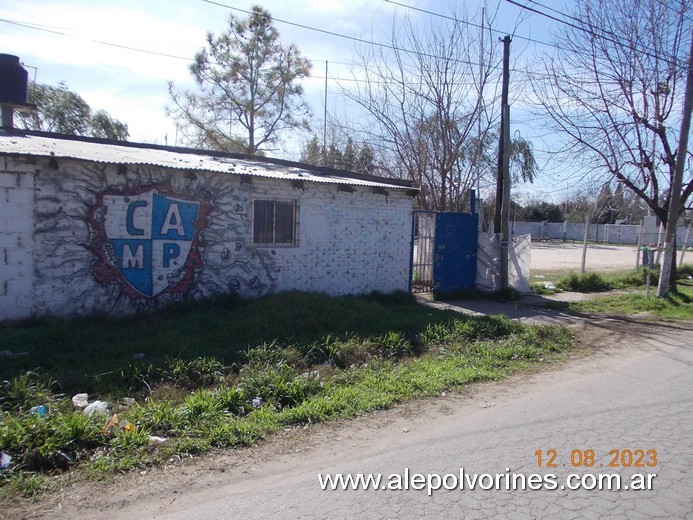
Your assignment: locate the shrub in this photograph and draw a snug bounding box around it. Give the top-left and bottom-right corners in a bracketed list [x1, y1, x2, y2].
[239, 363, 322, 410]
[0, 410, 104, 472]
[0, 372, 59, 413]
[556, 272, 612, 292]
[159, 356, 228, 389]
[678, 263, 693, 278]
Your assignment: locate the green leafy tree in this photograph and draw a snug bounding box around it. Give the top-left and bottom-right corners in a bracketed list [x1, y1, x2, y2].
[508, 136, 537, 184]
[16, 82, 129, 140]
[325, 144, 343, 169]
[90, 110, 129, 141]
[515, 202, 564, 222]
[168, 5, 311, 154]
[301, 135, 322, 165]
[342, 138, 357, 171]
[356, 143, 375, 174]
[300, 135, 378, 175]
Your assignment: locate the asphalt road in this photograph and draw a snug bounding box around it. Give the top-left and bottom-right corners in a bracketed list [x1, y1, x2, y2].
[132, 318, 691, 520]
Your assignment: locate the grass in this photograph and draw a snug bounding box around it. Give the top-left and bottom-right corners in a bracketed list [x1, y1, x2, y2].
[531, 264, 693, 319]
[531, 263, 693, 294]
[0, 291, 440, 396]
[561, 279, 693, 320]
[0, 291, 576, 497]
[530, 283, 558, 296]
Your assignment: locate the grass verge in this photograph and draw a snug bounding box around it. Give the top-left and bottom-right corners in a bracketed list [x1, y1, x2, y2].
[531, 263, 693, 294]
[1, 291, 575, 497]
[552, 279, 693, 320]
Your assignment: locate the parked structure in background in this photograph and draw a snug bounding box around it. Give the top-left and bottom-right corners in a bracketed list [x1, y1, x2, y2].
[0, 130, 416, 321]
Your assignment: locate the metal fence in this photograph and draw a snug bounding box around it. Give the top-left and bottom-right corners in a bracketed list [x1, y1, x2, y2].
[411, 212, 435, 292]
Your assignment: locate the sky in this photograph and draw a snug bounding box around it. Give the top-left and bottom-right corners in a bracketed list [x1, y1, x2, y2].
[0, 0, 576, 201]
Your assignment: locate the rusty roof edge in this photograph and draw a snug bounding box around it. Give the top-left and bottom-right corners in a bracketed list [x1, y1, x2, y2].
[0, 129, 418, 190]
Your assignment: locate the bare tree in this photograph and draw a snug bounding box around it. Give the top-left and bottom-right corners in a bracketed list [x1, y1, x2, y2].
[341, 8, 503, 211]
[533, 0, 692, 293]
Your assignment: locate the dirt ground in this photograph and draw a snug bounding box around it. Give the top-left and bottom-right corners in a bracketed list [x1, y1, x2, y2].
[531, 242, 637, 273]
[530, 242, 689, 274]
[2, 299, 685, 520]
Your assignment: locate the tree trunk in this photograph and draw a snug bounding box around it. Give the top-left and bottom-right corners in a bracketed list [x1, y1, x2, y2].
[657, 30, 693, 297]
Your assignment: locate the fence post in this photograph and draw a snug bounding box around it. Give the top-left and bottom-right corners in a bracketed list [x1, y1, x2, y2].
[655, 222, 664, 265]
[635, 222, 643, 272]
[645, 245, 652, 298]
[680, 222, 691, 266]
[581, 214, 589, 273]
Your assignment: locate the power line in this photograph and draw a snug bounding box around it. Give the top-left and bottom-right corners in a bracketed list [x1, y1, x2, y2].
[199, 0, 502, 71]
[0, 16, 389, 77]
[651, 0, 693, 24]
[528, 0, 691, 41]
[384, 0, 560, 50]
[506, 0, 688, 68]
[1, 14, 506, 98]
[0, 10, 654, 89]
[379, 0, 644, 81]
[0, 18, 192, 61]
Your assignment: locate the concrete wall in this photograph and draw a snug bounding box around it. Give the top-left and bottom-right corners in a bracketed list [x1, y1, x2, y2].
[0, 155, 413, 320]
[477, 233, 531, 293]
[0, 163, 35, 320]
[511, 221, 693, 247]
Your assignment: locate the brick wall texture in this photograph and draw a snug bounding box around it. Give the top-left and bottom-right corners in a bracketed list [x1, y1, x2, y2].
[0, 155, 413, 320]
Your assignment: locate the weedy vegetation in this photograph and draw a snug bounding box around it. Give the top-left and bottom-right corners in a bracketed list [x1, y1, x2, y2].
[1, 291, 575, 497]
[531, 264, 693, 319]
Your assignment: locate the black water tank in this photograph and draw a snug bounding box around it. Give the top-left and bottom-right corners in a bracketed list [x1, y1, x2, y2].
[0, 54, 28, 105]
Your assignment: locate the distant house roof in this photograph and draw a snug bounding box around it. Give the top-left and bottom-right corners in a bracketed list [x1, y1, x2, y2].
[0, 130, 416, 192]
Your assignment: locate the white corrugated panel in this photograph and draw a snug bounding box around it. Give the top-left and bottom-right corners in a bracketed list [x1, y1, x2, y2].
[0, 133, 413, 191]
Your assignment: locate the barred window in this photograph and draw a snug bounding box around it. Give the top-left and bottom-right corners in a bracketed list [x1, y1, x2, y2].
[253, 200, 297, 245]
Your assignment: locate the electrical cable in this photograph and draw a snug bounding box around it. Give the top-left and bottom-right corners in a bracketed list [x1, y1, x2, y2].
[383, 0, 555, 49]
[506, 0, 689, 68]
[199, 0, 503, 71]
[0, 18, 192, 61]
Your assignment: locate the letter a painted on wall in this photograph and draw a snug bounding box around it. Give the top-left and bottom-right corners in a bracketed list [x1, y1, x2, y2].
[103, 190, 200, 297]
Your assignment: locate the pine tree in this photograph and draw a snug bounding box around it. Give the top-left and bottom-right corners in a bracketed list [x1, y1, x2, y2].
[168, 6, 311, 154]
[357, 144, 375, 174]
[301, 135, 322, 166]
[342, 138, 357, 171]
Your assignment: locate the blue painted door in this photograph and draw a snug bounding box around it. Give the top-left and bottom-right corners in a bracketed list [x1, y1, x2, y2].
[433, 212, 478, 292]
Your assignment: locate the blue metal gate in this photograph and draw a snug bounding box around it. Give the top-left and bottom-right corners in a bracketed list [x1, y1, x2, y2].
[411, 211, 478, 293]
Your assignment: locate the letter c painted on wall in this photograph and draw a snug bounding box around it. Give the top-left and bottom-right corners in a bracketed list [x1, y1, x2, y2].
[126, 200, 147, 236]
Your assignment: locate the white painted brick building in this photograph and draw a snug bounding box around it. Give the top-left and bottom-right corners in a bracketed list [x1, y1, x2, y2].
[0, 131, 416, 320]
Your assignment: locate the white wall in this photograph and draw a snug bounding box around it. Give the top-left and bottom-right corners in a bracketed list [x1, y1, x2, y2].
[0, 160, 34, 320]
[0, 155, 413, 320]
[263, 182, 413, 295]
[476, 233, 531, 293]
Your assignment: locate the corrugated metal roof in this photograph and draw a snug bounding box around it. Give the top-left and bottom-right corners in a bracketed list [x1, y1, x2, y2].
[0, 131, 416, 191]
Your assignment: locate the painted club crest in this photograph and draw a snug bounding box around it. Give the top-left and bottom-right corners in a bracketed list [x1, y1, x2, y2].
[101, 190, 201, 298]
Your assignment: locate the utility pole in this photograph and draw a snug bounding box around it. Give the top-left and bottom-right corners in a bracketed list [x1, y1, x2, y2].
[476, 4, 486, 227]
[323, 60, 328, 167]
[657, 29, 693, 297]
[495, 35, 511, 289]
